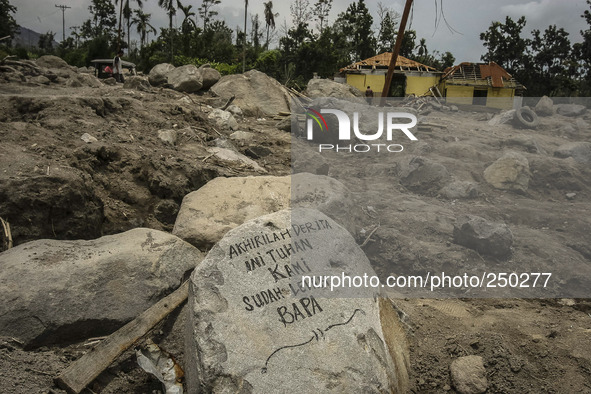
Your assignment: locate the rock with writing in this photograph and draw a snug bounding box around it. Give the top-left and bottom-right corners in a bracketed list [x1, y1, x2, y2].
[186, 208, 409, 393]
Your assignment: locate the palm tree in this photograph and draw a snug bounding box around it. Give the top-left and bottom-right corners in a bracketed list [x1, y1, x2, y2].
[132, 9, 156, 49]
[263, 1, 278, 50]
[158, 0, 178, 61]
[123, 0, 143, 52]
[417, 38, 427, 57]
[178, 3, 197, 32]
[178, 2, 197, 53]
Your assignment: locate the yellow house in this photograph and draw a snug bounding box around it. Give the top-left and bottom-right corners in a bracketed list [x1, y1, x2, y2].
[340, 52, 441, 97]
[439, 62, 524, 109]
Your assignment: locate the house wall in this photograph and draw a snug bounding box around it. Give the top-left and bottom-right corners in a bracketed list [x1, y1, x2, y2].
[406, 75, 440, 96]
[486, 87, 514, 109]
[442, 84, 475, 105]
[441, 83, 516, 109]
[345, 74, 385, 96]
[346, 73, 439, 97]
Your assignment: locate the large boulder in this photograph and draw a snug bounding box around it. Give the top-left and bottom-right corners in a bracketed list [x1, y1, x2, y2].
[199, 64, 221, 89]
[211, 69, 291, 116]
[399, 156, 451, 195]
[167, 64, 203, 93]
[554, 142, 591, 164]
[35, 55, 70, 69]
[185, 208, 409, 393]
[453, 215, 513, 258]
[148, 63, 175, 86]
[123, 75, 151, 91]
[306, 78, 364, 102]
[534, 96, 554, 116]
[0, 228, 203, 348]
[172, 173, 358, 250]
[483, 151, 530, 193]
[556, 103, 586, 117]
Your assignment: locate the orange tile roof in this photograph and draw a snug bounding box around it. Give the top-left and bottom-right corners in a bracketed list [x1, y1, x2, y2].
[342, 52, 437, 72]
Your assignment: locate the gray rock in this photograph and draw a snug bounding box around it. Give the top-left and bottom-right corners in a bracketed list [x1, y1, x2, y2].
[30, 75, 50, 85]
[35, 55, 70, 69]
[556, 103, 586, 117]
[488, 109, 516, 126]
[226, 104, 243, 119]
[123, 76, 151, 91]
[172, 173, 357, 250]
[450, 105, 459, 112]
[207, 147, 266, 172]
[199, 65, 221, 89]
[483, 151, 530, 193]
[399, 156, 451, 195]
[229, 130, 256, 141]
[554, 142, 591, 163]
[440, 181, 479, 199]
[453, 215, 513, 258]
[534, 96, 554, 116]
[211, 70, 291, 116]
[0, 228, 203, 348]
[275, 116, 292, 132]
[292, 140, 330, 175]
[575, 118, 589, 131]
[167, 64, 203, 93]
[208, 108, 238, 130]
[103, 77, 117, 86]
[306, 78, 365, 103]
[66, 73, 102, 88]
[185, 208, 409, 394]
[80, 132, 98, 143]
[157, 129, 178, 145]
[450, 355, 488, 394]
[148, 63, 175, 86]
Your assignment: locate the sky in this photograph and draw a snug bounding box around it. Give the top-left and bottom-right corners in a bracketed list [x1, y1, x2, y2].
[10, 0, 591, 63]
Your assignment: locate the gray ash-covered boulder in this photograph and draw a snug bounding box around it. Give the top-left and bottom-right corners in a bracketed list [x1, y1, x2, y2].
[167, 64, 203, 93]
[185, 208, 409, 393]
[453, 215, 513, 258]
[148, 63, 175, 86]
[0, 228, 203, 348]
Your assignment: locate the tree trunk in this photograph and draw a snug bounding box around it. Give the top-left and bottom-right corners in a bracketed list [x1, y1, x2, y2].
[243, 1, 248, 73]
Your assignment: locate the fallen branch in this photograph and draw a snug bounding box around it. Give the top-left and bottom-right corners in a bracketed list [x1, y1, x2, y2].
[55, 281, 189, 394]
[0, 217, 12, 250]
[220, 95, 235, 111]
[360, 225, 380, 248]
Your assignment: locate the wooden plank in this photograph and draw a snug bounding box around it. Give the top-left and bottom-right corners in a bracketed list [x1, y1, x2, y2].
[55, 281, 189, 394]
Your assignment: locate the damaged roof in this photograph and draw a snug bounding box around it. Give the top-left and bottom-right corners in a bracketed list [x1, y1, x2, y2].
[441, 62, 523, 89]
[341, 52, 438, 73]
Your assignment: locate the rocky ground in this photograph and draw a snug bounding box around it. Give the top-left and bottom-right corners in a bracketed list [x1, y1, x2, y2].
[0, 56, 590, 393]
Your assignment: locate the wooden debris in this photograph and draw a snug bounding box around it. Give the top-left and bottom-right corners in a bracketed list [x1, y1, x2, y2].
[0, 217, 12, 250]
[220, 95, 235, 110]
[55, 281, 189, 394]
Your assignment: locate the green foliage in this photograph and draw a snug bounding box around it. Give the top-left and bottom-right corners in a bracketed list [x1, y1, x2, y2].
[334, 0, 376, 62]
[173, 55, 240, 75]
[0, 0, 18, 42]
[480, 16, 528, 73]
[38, 31, 56, 53]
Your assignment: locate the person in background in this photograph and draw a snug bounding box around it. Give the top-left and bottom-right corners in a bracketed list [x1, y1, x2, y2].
[365, 86, 374, 105]
[113, 50, 124, 83]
